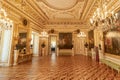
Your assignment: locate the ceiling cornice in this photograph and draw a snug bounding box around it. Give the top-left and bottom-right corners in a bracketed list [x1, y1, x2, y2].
[45, 21, 86, 26]
[44, 25, 89, 32]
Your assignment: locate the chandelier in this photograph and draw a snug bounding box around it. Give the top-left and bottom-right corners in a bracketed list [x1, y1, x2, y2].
[77, 32, 86, 38]
[39, 30, 49, 37]
[89, 0, 118, 30]
[0, 0, 13, 31]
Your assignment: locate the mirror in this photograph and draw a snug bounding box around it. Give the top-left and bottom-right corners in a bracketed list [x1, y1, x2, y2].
[16, 27, 28, 54]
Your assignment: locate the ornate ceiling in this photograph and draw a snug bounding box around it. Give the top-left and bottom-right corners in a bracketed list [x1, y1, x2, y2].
[3, 0, 120, 29]
[36, 0, 85, 20]
[42, 0, 78, 10]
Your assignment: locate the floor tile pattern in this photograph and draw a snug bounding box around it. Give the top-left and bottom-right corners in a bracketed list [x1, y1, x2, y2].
[0, 54, 120, 80]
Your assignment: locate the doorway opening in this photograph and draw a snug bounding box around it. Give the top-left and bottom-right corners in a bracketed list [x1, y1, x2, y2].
[31, 31, 40, 56]
[50, 36, 57, 53]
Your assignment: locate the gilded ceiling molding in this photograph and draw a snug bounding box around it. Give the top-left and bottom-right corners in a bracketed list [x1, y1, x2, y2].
[79, 0, 88, 19]
[27, 0, 49, 21]
[3, 1, 42, 27]
[44, 22, 89, 29]
[80, 0, 91, 20]
[46, 21, 86, 25]
[36, 1, 83, 20]
[52, 12, 75, 19]
[44, 26, 89, 32]
[84, 0, 97, 21]
[3, 5, 21, 23]
[36, 3, 57, 19]
[32, 0, 49, 20]
[81, 0, 97, 21]
[39, 0, 82, 11]
[6, 0, 43, 25]
[107, 0, 118, 10]
[24, 0, 44, 22]
[108, 0, 120, 13]
[2, 2, 22, 24]
[30, 22, 42, 33]
[3, 0, 44, 28]
[115, 6, 120, 13]
[42, 0, 78, 10]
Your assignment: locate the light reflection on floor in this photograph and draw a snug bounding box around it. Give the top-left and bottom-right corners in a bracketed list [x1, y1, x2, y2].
[0, 54, 120, 80]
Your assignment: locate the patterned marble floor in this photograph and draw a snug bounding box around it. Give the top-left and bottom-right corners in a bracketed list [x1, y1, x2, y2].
[0, 54, 120, 80]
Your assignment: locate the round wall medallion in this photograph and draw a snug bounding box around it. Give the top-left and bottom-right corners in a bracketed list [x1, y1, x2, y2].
[23, 19, 27, 26]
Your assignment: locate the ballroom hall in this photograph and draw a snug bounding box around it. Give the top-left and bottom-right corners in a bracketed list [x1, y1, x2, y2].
[0, 0, 120, 80]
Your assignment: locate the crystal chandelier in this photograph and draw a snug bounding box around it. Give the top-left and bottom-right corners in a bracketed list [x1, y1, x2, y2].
[89, 0, 118, 30]
[39, 30, 49, 37]
[0, 0, 13, 31]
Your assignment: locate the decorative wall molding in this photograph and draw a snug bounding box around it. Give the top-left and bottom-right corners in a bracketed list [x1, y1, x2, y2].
[45, 21, 87, 25]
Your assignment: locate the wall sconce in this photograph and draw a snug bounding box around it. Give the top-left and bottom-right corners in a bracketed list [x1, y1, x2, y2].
[77, 32, 86, 38]
[39, 30, 48, 37]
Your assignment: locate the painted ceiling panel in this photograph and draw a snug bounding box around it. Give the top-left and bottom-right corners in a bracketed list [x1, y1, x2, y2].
[44, 0, 77, 10]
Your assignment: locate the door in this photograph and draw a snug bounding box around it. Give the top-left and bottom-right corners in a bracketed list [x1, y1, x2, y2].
[75, 37, 86, 55]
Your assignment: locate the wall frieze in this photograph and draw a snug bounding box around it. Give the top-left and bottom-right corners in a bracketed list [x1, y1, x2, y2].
[44, 21, 87, 25]
[44, 25, 89, 29]
[44, 26, 88, 32]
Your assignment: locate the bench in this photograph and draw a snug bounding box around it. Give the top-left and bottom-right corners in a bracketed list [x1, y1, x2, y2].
[88, 51, 92, 57]
[59, 49, 72, 55]
[100, 59, 120, 73]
